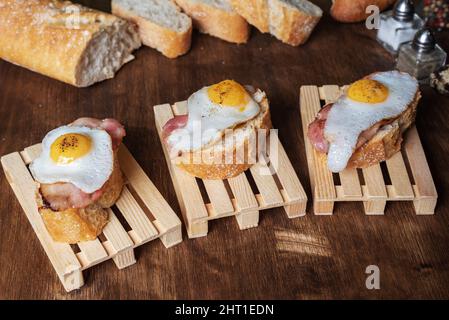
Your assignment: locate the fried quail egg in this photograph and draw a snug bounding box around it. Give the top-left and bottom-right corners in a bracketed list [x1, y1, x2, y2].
[324, 71, 419, 172]
[29, 126, 114, 193]
[167, 80, 260, 152]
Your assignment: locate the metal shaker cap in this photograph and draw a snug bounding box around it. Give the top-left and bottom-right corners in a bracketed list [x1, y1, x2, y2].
[412, 28, 436, 53]
[393, 0, 415, 22]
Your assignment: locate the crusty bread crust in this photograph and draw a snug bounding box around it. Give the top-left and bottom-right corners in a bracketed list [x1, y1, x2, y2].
[268, 0, 322, 46]
[230, 0, 270, 33]
[230, 0, 322, 46]
[175, 0, 250, 44]
[37, 154, 124, 243]
[173, 88, 272, 180]
[112, 2, 192, 58]
[331, 0, 395, 23]
[347, 90, 421, 168]
[39, 205, 109, 244]
[0, 0, 141, 87]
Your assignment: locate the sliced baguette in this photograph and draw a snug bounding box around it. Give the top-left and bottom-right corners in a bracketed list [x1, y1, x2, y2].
[347, 91, 421, 168]
[230, 0, 322, 46]
[173, 87, 272, 180]
[37, 156, 124, 243]
[112, 0, 192, 58]
[175, 0, 250, 44]
[0, 0, 141, 87]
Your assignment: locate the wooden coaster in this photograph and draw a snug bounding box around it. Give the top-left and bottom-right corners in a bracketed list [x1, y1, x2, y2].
[154, 101, 307, 238]
[1, 144, 182, 292]
[300, 85, 438, 215]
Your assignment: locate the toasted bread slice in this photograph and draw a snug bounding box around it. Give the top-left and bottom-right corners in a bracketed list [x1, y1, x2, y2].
[347, 91, 421, 168]
[175, 0, 250, 43]
[173, 87, 272, 179]
[230, 0, 322, 46]
[37, 157, 124, 243]
[112, 0, 192, 58]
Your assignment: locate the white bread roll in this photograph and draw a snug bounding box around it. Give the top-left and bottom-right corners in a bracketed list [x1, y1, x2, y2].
[112, 0, 193, 58]
[175, 0, 250, 44]
[0, 0, 141, 87]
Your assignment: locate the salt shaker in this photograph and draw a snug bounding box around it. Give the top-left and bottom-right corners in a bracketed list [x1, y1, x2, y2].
[377, 0, 424, 54]
[396, 28, 447, 83]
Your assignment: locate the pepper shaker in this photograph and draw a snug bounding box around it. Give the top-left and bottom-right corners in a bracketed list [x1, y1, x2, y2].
[377, 0, 424, 54]
[396, 28, 447, 83]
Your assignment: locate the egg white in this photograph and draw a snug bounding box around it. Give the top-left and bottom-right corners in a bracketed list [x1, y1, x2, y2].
[168, 85, 260, 152]
[29, 126, 114, 194]
[324, 71, 418, 173]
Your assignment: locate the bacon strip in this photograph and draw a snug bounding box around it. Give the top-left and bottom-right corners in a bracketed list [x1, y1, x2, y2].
[162, 115, 188, 143]
[40, 118, 126, 211]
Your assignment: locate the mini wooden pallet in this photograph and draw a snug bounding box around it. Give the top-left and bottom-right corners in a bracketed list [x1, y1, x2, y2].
[1, 144, 182, 292]
[154, 101, 307, 238]
[300, 85, 438, 215]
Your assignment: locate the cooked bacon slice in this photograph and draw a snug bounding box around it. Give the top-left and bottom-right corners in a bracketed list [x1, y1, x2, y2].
[70, 118, 126, 150]
[40, 183, 103, 211]
[162, 115, 189, 142]
[40, 118, 125, 211]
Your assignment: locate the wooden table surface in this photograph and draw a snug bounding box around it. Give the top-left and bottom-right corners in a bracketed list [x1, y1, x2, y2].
[1, 0, 449, 300]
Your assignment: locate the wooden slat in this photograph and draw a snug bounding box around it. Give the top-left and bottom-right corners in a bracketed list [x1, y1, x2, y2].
[21, 143, 42, 164]
[115, 186, 159, 243]
[154, 104, 209, 225]
[173, 101, 188, 115]
[362, 164, 387, 199]
[268, 132, 307, 203]
[385, 151, 414, 199]
[321, 85, 362, 198]
[227, 173, 258, 212]
[299, 86, 336, 202]
[102, 209, 134, 254]
[404, 127, 437, 199]
[203, 180, 235, 217]
[118, 145, 182, 233]
[1, 152, 83, 292]
[77, 239, 108, 266]
[249, 161, 284, 207]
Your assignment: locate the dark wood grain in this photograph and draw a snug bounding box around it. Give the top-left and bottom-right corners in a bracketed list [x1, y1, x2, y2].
[1, 0, 449, 300]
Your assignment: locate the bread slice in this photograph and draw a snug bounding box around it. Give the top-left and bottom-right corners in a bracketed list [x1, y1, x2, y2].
[172, 87, 272, 180]
[112, 0, 192, 58]
[0, 0, 141, 87]
[230, 0, 322, 46]
[346, 91, 421, 168]
[175, 0, 250, 43]
[330, 0, 395, 23]
[37, 157, 124, 243]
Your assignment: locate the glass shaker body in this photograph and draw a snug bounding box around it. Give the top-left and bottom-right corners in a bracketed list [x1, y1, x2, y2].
[377, 11, 424, 54]
[396, 43, 447, 83]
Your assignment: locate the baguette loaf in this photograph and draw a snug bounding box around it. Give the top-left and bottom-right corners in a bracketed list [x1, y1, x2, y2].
[175, 0, 250, 44]
[172, 87, 272, 180]
[230, 0, 322, 46]
[0, 0, 141, 87]
[330, 0, 396, 23]
[112, 0, 192, 58]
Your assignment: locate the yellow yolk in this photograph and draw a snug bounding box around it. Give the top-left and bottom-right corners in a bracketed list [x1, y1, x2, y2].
[347, 79, 389, 103]
[50, 133, 92, 165]
[207, 80, 249, 110]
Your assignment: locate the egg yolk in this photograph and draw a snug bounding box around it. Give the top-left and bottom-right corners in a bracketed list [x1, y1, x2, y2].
[347, 79, 389, 104]
[50, 133, 92, 165]
[207, 80, 249, 110]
